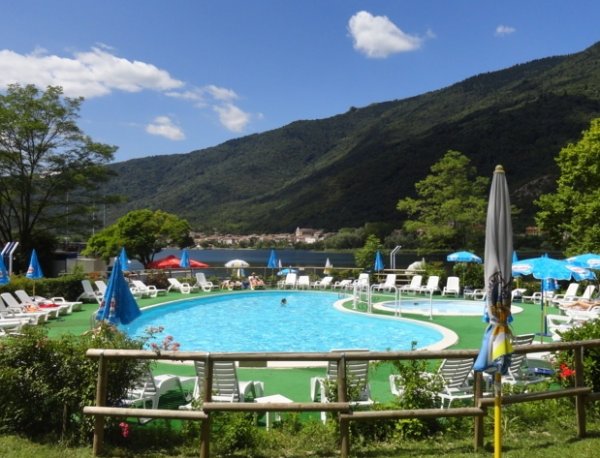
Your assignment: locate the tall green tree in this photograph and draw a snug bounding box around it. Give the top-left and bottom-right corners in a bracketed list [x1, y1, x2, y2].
[0, 84, 116, 267]
[536, 118, 600, 255]
[396, 150, 489, 251]
[354, 234, 383, 270]
[83, 209, 193, 266]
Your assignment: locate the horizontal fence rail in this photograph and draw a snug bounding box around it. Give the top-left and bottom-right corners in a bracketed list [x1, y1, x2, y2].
[84, 340, 600, 457]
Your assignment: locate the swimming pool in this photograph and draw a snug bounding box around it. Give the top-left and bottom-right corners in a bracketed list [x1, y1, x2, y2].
[120, 291, 455, 352]
[373, 298, 523, 317]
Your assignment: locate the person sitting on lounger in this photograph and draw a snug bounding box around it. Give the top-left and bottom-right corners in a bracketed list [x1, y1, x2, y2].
[248, 273, 265, 289]
[561, 298, 600, 311]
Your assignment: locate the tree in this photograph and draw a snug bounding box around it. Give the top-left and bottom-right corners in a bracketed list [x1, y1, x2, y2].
[354, 234, 383, 270]
[83, 209, 193, 266]
[536, 118, 600, 255]
[396, 150, 489, 251]
[0, 84, 116, 268]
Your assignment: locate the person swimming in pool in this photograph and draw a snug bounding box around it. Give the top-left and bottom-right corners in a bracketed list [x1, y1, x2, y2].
[281, 298, 287, 306]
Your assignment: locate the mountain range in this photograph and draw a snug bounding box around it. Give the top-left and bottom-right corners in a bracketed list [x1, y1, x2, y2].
[105, 41, 600, 234]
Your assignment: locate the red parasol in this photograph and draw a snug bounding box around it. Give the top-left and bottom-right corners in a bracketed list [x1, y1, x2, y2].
[147, 254, 208, 269]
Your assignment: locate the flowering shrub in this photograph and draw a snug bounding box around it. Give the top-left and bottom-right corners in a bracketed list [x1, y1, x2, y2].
[0, 323, 144, 444]
[554, 318, 600, 396]
[143, 326, 181, 353]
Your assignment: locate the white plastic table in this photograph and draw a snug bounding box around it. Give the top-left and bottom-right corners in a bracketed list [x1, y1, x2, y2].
[254, 394, 293, 429]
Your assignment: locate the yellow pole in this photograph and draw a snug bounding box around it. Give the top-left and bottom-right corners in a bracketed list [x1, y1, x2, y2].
[494, 371, 502, 458]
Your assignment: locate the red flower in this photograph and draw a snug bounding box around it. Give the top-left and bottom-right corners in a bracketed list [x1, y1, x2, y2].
[119, 421, 130, 438]
[559, 363, 575, 378]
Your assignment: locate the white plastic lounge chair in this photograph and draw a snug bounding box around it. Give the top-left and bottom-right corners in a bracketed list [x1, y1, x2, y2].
[312, 276, 333, 289]
[281, 273, 297, 289]
[180, 360, 264, 409]
[123, 366, 186, 423]
[353, 273, 370, 291]
[511, 288, 527, 302]
[551, 283, 580, 305]
[333, 279, 353, 290]
[194, 272, 217, 292]
[167, 278, 198, 294]
[435, 357, 475, 408]
[400, 275, 423, 294]
[14, 289, 71, 315]
[0, 317, 27, 333]
[419, 276, 440, 295]
[565, 306, 600, 323]
[309, 349, 373, 423]
[296, 275, 310, 289]
[0, 293, 50, 324]
[373, 274, 397, 292]
[546, 314, 577, 341]
[442, 276, 460, 297]
[131, 280, 166, 298]
[557, 285, 596, 309]
[78, 279, 102, 303]
[95, 280, 108, 298]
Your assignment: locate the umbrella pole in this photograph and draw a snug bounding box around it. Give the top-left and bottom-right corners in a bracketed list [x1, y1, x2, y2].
[494, 371, 502, 458]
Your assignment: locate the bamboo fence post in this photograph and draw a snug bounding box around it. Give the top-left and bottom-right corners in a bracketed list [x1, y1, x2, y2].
[338, 354, 350, 458]
[200, 355, 212, 458]
[574, 344, 587, 438]
[92, 353, 108, 456]
[473, 370, 484, 450]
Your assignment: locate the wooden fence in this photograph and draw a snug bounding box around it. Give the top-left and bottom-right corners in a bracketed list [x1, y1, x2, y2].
[84, 339, 600, 457]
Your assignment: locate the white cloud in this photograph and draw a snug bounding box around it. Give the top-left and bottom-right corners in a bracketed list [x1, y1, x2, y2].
[213, 103, 251, 132]
[348, 11, 423, 58]
[0, 46, 255, 135]
[0, 47, 183, 98]
[145, 116, 185, 141]
[495, 25, 516, 37]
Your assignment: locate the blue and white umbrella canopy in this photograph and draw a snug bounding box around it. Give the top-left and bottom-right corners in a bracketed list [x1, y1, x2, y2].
[118, 247, 131, 271]
[512, 254, 596, 281]
[180, 249, 191, 268]
[277, 267, 298, 276]
[447, 251, 482, 263]
[374, 250, 384, 271]
[0, 256, 10, 286]
[267, 249, 278, 269]
[566, 253, 600, 270]
[26, 249, 43, 279]
[96, 258, 141, 325]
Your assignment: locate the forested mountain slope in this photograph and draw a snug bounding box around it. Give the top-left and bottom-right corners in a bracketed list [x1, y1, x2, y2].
[106, 41, 600, 233]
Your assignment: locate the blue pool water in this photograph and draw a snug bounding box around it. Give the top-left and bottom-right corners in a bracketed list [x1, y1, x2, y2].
[374, 299, 523, 316]
[121, 291, 447, 352]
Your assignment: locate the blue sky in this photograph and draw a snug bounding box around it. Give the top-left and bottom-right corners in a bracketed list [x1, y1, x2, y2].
[1, 1, 598, 163]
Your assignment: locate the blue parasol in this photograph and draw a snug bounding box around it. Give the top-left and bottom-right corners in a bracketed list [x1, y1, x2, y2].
[267, 249, 278, 269]
[95, 257, 141, 325]
[0, 255, 10, 286]
[118, 247, 131, 271]
[26, 249, 43, 279]
[566, 252, 600, 270]
[513, 254, 595, 339]
[277, 267, 298, 276]
[180, 249, 191, 269]
[512, 254, 595, 281]
[447, 251, 482, 263]
[26, 249, 44, 295]
[374, 250, 384, 271]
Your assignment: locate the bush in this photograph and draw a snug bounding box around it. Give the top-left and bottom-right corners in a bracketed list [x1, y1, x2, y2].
[0, 273, 87, 302]
[554, 319, 600, 395]
[388, 343, 443, 439]
[0, 324, 144, 444]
